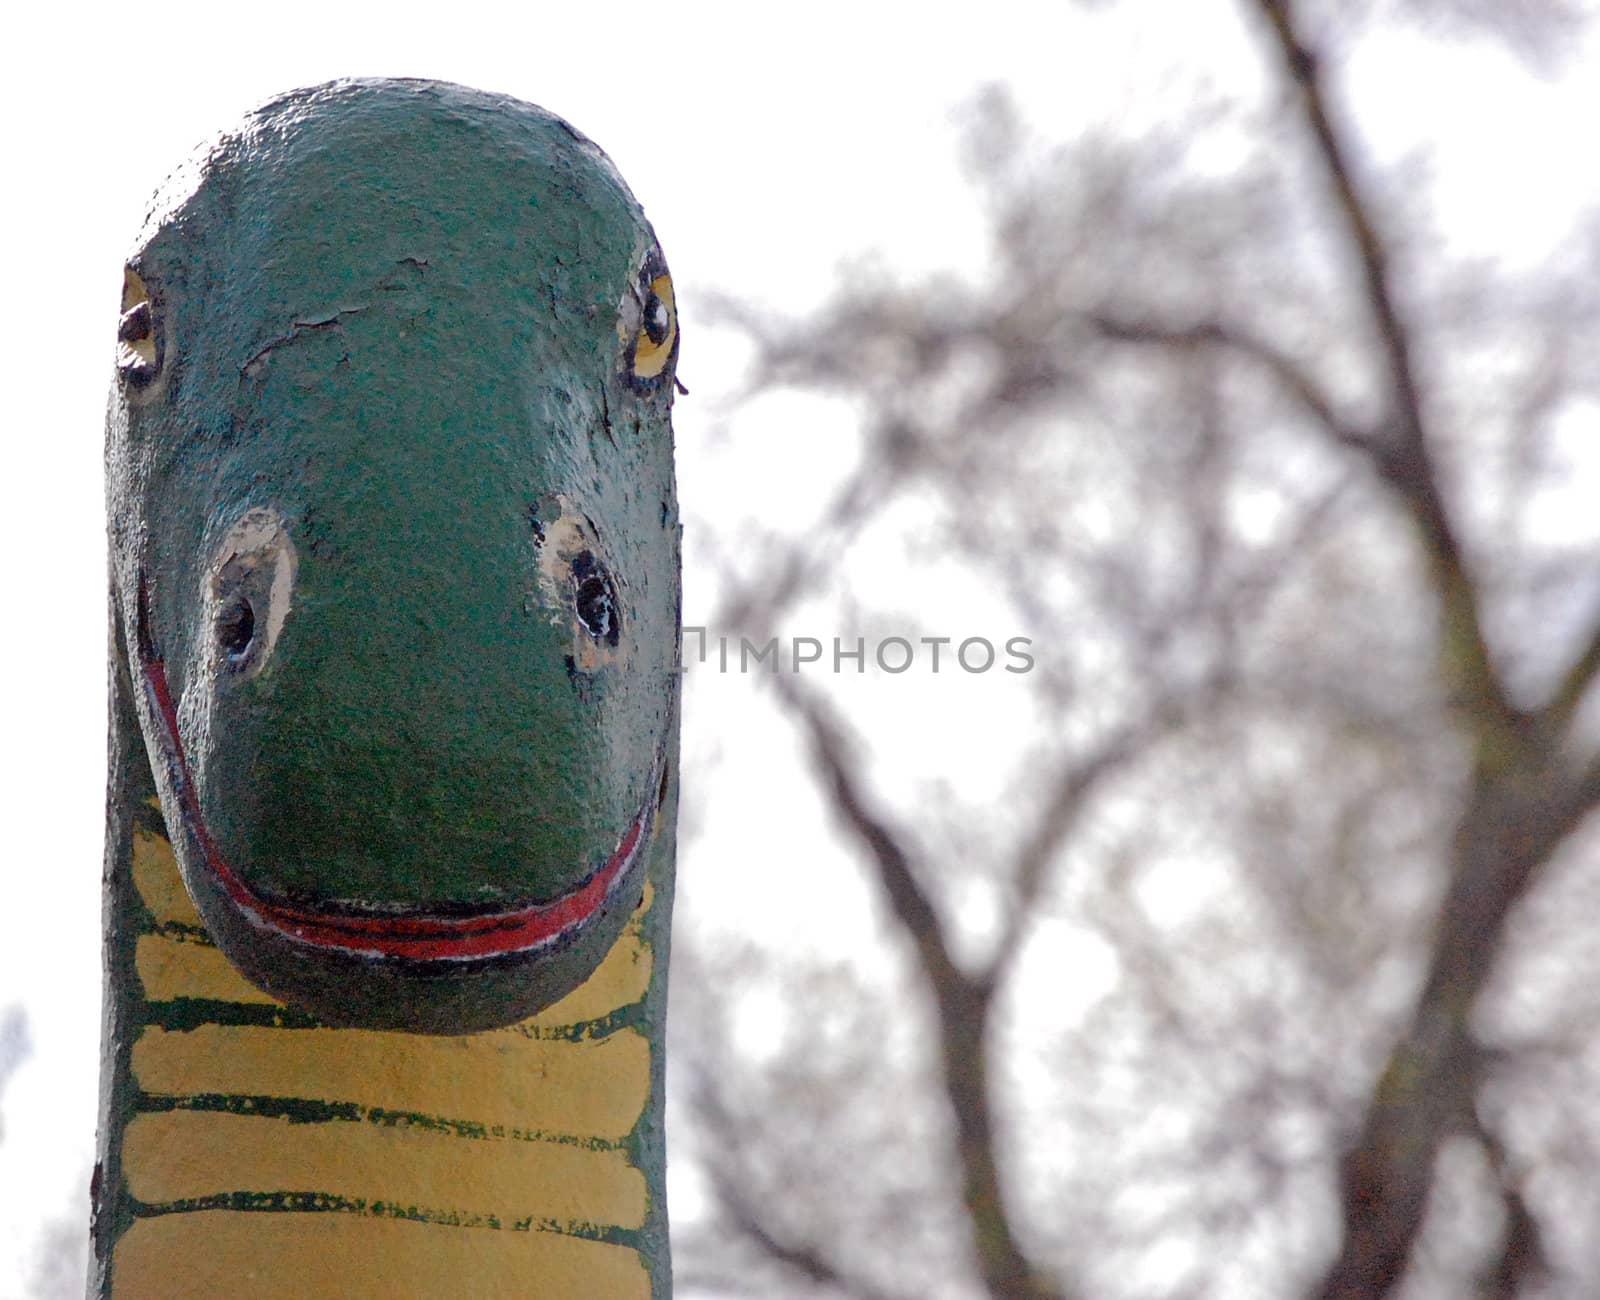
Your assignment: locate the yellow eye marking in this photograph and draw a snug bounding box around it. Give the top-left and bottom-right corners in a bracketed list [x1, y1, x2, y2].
[631, 273, 676, 381]
[117, 267, 160, 381]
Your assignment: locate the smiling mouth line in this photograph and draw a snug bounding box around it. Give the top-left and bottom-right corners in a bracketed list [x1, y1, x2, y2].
[138, 657, 662, 963]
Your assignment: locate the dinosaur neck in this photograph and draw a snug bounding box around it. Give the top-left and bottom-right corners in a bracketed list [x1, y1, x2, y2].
[92, 632, 676, 1299]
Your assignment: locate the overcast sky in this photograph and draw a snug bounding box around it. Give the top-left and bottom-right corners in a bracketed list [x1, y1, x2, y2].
[4, 2, 1597, 1292]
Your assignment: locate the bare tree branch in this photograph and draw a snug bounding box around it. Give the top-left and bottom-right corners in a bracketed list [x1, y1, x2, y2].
[773, 675, 968, 1002]
[1087, 310, 1374, 452]
[991, 716, 1176, 986]
[674, 12, 1600, 1295]
[1250, 0, 1428, 451]
[1234, 3, 1600, 1295]
[1475, 1121, 1548, 1299]
[773, 674, 1070, 1300]
[712, 438, 896, 634]
[1543, 604, 1600, 738]
[1315, 752, 1600, 1299]
[1249, 0, 1524, 757]
[713, 1188, 896, 1300]
[687, 1069, 907, 1300]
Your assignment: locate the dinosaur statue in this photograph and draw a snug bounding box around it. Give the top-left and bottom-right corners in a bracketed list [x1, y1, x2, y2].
[93, 79, 681, 1298]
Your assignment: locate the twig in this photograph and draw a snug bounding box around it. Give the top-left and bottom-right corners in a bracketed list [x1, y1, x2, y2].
[1087, 310, 1372, 452]
[990, 718, 1172, 984]
[1475, 1121, 1548, 1299]
[1249, 0, 1523, 757]
[773, 675, 1069, 1300]
[1543, 607, 1600, 737]
[1239, 4, 1565, 1296]
[681, 1061, 906, 1300]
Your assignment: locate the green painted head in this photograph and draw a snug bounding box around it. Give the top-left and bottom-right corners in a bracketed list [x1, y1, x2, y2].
[106, 79, 681, 1033]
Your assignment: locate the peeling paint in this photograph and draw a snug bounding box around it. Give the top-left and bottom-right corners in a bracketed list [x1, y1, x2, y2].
[97, 78, 681, 1297]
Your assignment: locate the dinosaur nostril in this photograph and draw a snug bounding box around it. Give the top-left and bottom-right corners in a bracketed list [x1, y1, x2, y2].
[216, 593, 257, 663]
[530, 504, 626, 670]
[206, 507, 296, 680]
[571, 550, 620, 647]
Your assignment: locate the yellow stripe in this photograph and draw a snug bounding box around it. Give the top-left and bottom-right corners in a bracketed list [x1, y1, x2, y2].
[121, 822, 662, 1298]
[112, 1210, 649, 1299]
[527, 881, 654, 1030]
[132, 1024, 650, 1141]
[131, 830, 202, 929]
[129, 831, 655, 1027]
[123, 1109, 646, 1230]
[134, 933, 279, 1005]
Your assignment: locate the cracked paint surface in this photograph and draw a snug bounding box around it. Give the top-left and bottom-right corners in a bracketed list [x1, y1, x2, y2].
[96, 79, 681, 1297]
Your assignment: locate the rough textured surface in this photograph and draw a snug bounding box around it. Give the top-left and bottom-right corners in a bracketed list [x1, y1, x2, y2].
[95, 78, 680, 1297]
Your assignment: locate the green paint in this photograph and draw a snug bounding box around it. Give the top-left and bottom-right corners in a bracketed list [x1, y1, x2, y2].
[132, 1191, 505, 1230]
[136, 1000, 325, 1033]
[105, 78, 679, 1029]
[95, 78, 681, 1296]
[94, 636, 163, 1286]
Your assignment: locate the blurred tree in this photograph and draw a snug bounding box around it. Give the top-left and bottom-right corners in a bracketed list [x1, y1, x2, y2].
[3, 1010, 89, 1297]
[26, 1209, 90, 1300]
[669, 2, 1600, 1298]
[1, 1005, 32, 1148]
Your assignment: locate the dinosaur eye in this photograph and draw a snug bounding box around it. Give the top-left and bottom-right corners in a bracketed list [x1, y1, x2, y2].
[630, 273, 677, 382]
[643, 294, 671, 346]
[117, 267, 162, 386]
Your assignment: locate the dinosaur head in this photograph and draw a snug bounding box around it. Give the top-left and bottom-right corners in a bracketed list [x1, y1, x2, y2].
[106, 80, 680, 1033]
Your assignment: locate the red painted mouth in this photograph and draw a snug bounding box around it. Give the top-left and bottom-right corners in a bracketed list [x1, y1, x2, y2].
[139, 659, 661, 963]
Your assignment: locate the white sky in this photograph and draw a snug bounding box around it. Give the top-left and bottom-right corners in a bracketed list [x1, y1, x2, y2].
[3, 1, 1597, 1293]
